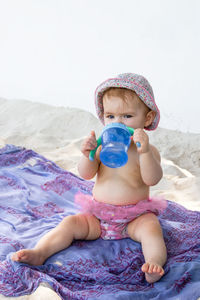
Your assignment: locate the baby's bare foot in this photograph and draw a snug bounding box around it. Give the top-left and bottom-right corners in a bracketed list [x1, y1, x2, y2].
[11, 249, 46, 266]
[141, 262, 164, 283]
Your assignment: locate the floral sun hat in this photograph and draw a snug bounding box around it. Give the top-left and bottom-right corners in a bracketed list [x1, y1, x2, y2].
[95, 73, 160, 130]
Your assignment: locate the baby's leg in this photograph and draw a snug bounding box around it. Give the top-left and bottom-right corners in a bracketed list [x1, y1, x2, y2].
[12, 214, 101, 265]
[127, 213, 167, 283]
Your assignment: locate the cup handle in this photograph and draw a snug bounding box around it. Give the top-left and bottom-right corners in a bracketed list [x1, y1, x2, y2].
[126, 126, 141, 147]
[127, 126, 134, 136]
[89, 137, 102, 161]
[136, 142, 141, 148]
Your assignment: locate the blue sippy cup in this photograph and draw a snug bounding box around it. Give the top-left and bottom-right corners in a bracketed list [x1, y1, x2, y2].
[89, 123, 136, 168]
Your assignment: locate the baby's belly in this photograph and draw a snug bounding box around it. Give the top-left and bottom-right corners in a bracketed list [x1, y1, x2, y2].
[93, 180, 149, 206]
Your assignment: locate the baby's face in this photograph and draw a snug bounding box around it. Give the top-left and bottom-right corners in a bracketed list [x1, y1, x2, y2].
[103, 94, 150, 129]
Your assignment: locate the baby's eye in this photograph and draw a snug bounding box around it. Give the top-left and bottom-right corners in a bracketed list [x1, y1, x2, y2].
[106, 115, 114, 119]
[124, 115, 133, 119]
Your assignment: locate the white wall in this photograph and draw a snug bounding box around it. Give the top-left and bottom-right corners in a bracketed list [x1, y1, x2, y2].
[0, 0, 200, 133]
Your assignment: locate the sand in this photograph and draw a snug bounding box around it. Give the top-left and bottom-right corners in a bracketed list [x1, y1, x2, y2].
[0, 98, 200, 299]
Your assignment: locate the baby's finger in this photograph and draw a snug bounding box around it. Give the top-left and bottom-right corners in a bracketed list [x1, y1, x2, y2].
[89, 130, 97, 147]
[87, 141, 97, 150]
[90, 130, 96, 138]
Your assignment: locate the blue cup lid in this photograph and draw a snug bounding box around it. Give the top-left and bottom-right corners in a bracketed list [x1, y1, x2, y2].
[101, 123, 131, 135]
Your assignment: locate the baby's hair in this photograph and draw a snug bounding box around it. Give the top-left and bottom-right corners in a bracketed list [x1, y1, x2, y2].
[103, 87, 137, 103]
[103, 87, 151, 112]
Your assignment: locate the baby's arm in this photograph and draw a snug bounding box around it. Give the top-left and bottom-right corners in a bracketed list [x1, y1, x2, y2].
[78, 131, 100, 180]
[133, 129, 163, 186]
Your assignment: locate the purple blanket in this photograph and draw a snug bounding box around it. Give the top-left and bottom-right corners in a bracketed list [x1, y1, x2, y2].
[0, 145, 200, 300]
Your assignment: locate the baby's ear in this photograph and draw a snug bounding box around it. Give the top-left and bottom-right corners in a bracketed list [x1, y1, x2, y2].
[144, 110, 156, 127]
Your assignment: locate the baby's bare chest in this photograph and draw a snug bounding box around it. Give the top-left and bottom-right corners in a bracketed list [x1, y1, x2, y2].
[99, 148, 141, 182]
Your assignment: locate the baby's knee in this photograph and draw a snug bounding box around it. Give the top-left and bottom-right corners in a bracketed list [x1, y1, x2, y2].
[127, 213, 161, 241]
[140, 213, 162, 235]
[60, 214, 100, 240]
[60, 214, 90, 239]
[138, 212, 160, 226]
[61, 214, 81, 226]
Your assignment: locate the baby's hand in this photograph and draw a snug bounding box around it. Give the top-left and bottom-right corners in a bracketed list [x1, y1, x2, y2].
[81, 131, 97, 158]
[133, 128, 150, 154]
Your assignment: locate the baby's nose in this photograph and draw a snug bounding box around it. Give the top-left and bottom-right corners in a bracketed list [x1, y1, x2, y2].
[115, 116, 123, 123]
